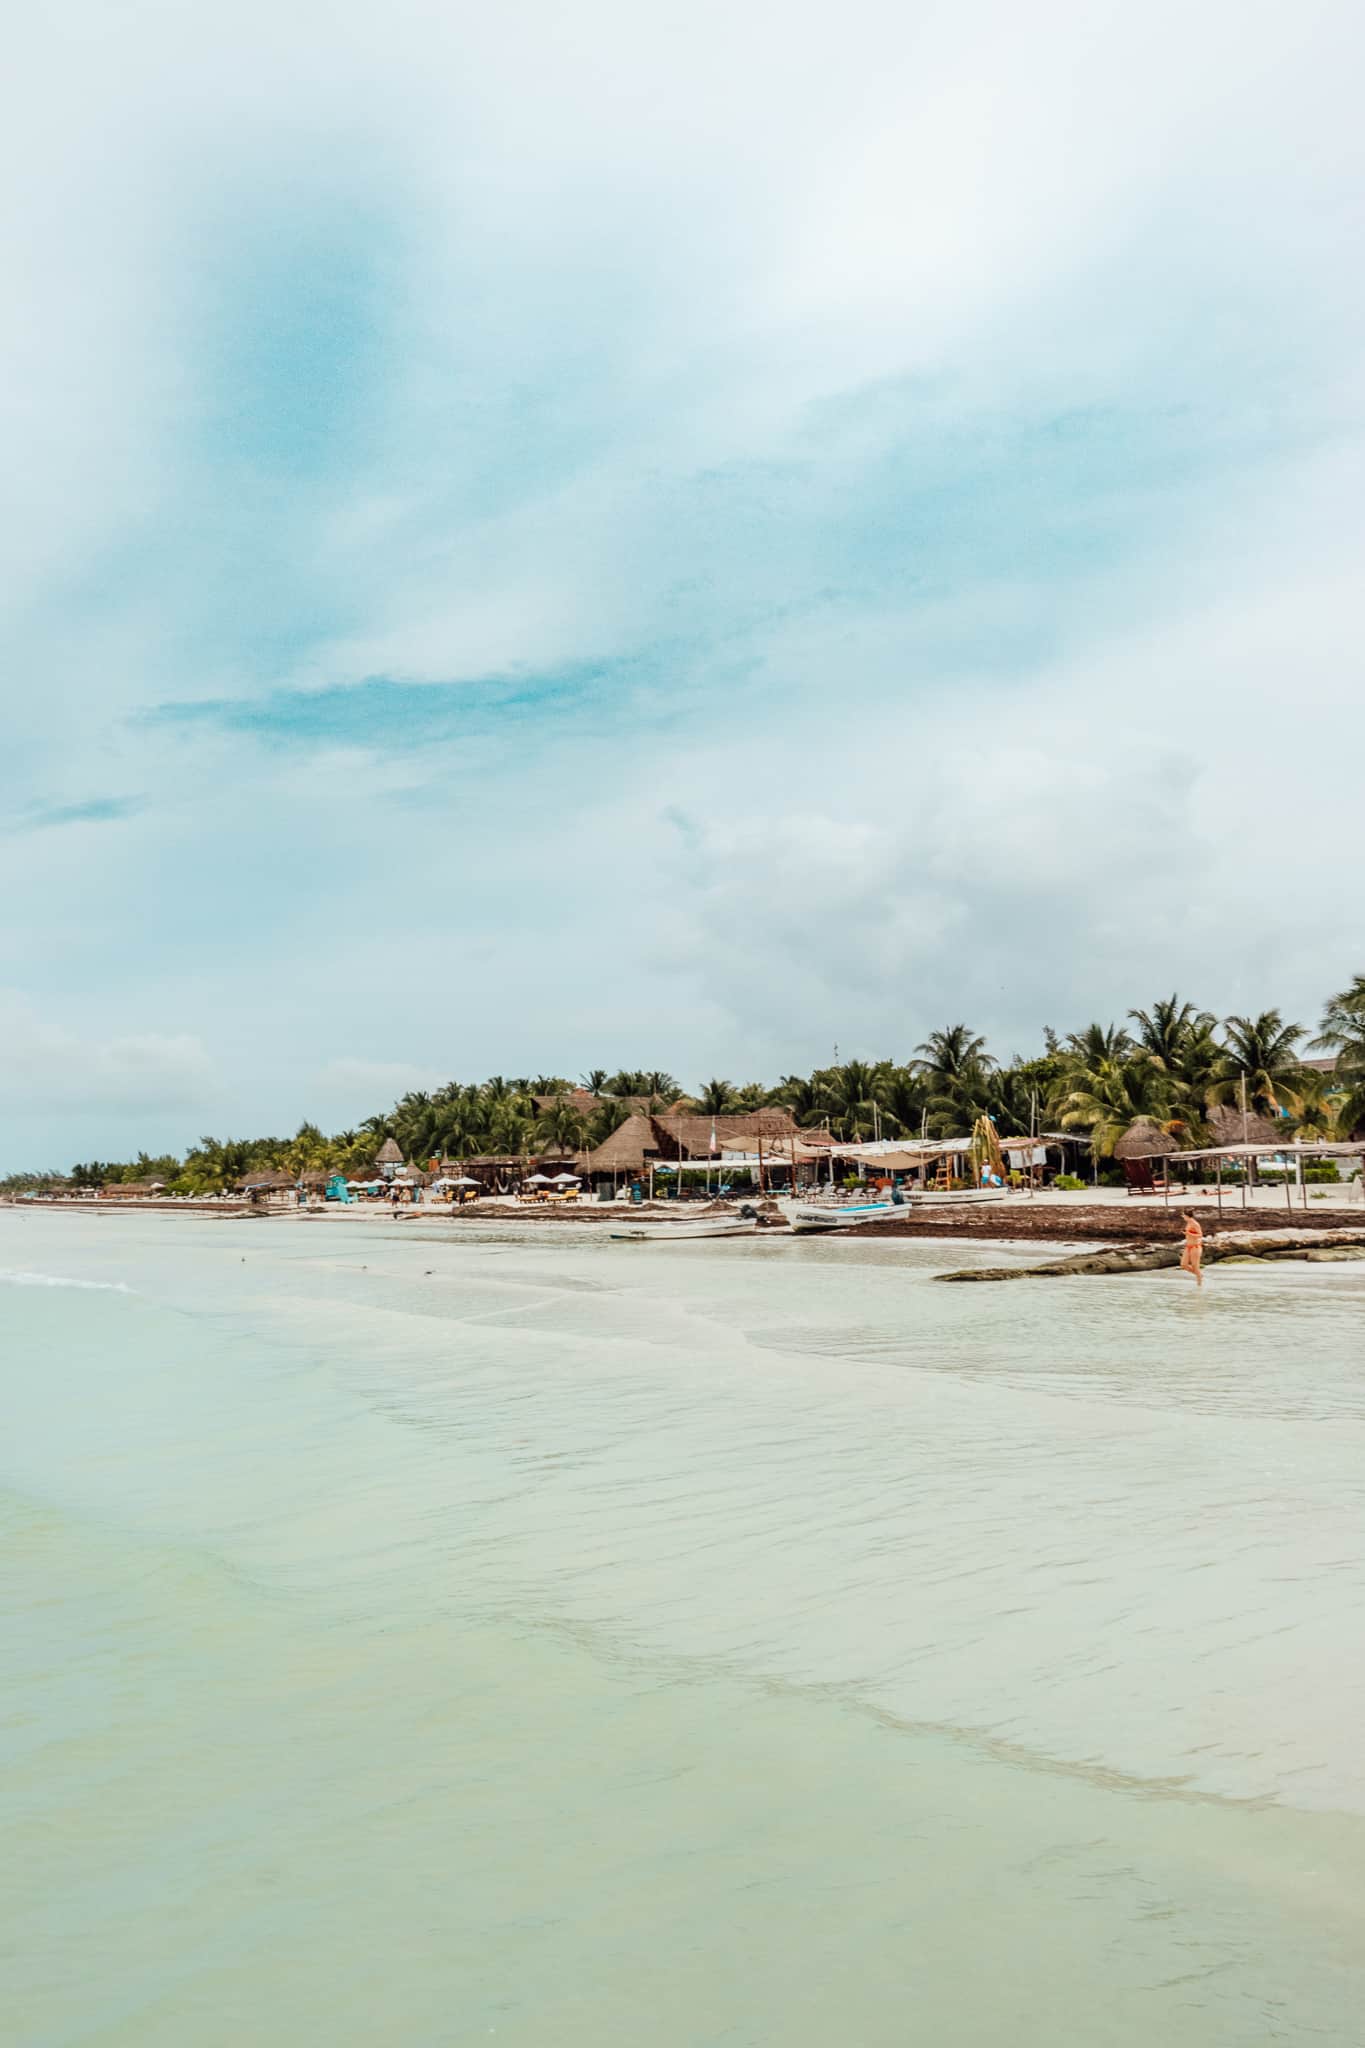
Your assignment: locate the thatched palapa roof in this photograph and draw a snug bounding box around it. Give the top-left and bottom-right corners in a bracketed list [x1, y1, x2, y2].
[652, 1110, 797, 1159]
[582, 1114, 659, 1174]
[1205, 1104, 1284, 1149]
[375, 1136, 404, 1164]
[1113, 1120, 1179, 1160]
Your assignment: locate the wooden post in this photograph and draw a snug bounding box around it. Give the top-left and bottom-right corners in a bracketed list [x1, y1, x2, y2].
[1216, 1155, 1223, 1214]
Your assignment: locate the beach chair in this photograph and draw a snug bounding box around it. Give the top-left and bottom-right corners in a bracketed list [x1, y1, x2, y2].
[1121, 1158, 1170, 1197]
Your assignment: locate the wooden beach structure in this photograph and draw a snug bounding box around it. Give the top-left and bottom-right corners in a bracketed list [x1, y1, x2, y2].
[579, 1109, 802, 1199]
[1168, 1139, 1365, 1214]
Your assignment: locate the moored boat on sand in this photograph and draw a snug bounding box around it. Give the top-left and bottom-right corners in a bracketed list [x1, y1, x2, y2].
[784, 1199, 898, 1233]
[609, 1217, 760, 1242]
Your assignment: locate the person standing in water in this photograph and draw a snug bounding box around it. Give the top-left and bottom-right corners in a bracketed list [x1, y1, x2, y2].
[1179, 1208, 1205, 1287]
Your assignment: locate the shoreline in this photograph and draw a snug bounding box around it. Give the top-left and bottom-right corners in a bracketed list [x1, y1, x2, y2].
[7, 1194, 1365, 1246]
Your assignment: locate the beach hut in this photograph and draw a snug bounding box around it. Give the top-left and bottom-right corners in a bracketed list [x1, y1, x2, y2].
[581, 1114, 661, 1198]
[238, 1170, 296, 1207]
[375, 1137, 404, 1181]
[1205, 1105, 1283, 1150]
[1114, 1121, 1178, 1197]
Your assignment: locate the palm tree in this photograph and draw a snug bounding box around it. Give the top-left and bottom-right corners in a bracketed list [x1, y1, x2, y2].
[1128, 995, 1215, 1071]
[1066, 1022, 1132, 1067]
[534, 1098, 586, 1157]
[1312, 973, 1365, 1136]
[817, 1060, 894, 1142]
[881, 1066, 930, 1138]
[1292, 1071, 1344, 1142]
[1213, 1011, 1307, 1119]
[987, 1063, 1043, 1138]
[284, 1121, 330, 1174]
[579, 1069, 610, 1095]
[772, 1074, 825, 1126]
[697, 1078, 738, 1115]
[1060, 1056, 1181, 1157]
[913, 1026, 995, 1131]
[1315, 973, 1365, 1047]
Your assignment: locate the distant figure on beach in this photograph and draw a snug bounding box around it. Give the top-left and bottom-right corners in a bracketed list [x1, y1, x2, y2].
[1180, 1208, 1204, 1287]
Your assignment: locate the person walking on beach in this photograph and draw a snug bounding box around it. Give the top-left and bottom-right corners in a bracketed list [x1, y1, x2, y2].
[1179, 1208, 1204, 1287]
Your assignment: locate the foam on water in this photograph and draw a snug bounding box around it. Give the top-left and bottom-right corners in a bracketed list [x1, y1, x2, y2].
[0, 1266, 134, 1292]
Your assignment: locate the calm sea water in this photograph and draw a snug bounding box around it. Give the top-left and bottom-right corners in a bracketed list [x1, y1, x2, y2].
[3, 1208, 1364, 2045]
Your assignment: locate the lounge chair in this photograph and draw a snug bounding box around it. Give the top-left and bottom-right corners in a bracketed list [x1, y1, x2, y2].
[1121, 1158, 1170, 1196]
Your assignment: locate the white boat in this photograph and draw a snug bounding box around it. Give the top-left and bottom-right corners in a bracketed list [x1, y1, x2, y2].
[784, 1199, 899, 1234]
[609, 1217, 759, 1242]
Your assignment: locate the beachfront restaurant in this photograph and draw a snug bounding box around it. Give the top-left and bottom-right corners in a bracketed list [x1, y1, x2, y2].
[580, 1110, 807, 1199]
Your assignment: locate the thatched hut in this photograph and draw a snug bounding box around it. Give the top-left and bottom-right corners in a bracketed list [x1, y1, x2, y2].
[1114, 1120, 1178, 1160]
[581, 1114, 660, 1190]
[238, 1170, 296, 1207]
[1205, 1105, 1283, 1149]
[375, 1136, 404, 1179]
[459, 1155, 529, 1194]
[650, 1110, 797, 1160]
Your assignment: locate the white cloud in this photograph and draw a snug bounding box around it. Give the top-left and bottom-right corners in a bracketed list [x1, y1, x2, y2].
[0, 993, 219, 1112]
[2, 0, 1363, 1162]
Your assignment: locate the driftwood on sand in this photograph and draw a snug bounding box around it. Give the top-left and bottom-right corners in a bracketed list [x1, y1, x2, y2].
[935, 1231, 1365, 1282]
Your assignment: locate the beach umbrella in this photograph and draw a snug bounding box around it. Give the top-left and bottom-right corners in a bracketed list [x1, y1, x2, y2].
[552, 1172, 580, 1184]
[1114, 1120, 1178, 1159]
[450, 1176, 480, 1187]
[526, 1173, 555, 1185]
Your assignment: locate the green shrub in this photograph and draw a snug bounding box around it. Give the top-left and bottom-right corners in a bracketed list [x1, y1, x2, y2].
[1053, 1173, 1086, 1190]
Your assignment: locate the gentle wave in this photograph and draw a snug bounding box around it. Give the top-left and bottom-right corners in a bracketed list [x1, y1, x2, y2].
[0, 1268, 134, 1294]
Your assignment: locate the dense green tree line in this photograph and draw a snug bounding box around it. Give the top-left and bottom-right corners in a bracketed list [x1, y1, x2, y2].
[8, 977, 1363, 1196]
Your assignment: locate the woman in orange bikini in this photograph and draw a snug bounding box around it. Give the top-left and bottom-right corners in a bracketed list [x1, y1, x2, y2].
[1179, 1209, 1204, 1287]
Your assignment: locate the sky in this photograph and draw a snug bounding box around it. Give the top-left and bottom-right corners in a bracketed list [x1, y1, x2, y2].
[3, 0, 1364, 1168]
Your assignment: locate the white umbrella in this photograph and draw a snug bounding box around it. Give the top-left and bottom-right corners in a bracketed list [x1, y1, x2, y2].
[526, 1173, 555, 1185]
[450, 1176, 480, 1188]
[552, 1173, 581, 1184]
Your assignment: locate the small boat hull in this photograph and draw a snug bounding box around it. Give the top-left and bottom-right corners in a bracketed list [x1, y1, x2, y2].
[610, 1219, 759, 1242]
[784, 1201, 898, 1233]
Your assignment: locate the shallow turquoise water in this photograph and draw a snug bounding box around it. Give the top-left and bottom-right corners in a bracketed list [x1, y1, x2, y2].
[3, 1209, 1364, 2044]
